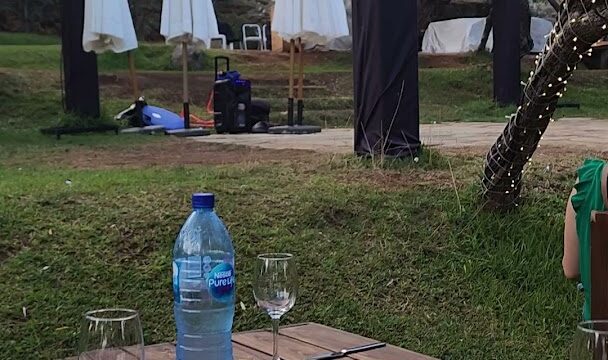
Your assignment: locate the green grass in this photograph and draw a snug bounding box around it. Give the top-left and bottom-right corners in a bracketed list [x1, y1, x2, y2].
[420, 65, 608, 122]
[0, 43, 176, 71]
[0, 34, 351, 74]
[2, 33, 608, 126]
[0, 32, 59, 45]
[0, 149, 582, 360]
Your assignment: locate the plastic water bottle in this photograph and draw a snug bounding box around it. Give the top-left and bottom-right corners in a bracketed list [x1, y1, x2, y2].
[173, 193, 235, 360]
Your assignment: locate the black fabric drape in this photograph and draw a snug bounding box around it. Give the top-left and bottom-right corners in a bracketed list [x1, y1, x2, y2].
[61, 0, 100, 118]
[493, 0, 521, 106]
[353, 0, 420, 157]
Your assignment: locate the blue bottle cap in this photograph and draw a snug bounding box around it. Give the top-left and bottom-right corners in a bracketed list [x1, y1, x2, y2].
[192, 193, 215, 209]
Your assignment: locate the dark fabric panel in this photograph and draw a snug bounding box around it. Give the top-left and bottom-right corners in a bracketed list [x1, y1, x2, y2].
[62, 0, 100, 118]
[353, 0, 420, 157]
[493, 0, 521, 106]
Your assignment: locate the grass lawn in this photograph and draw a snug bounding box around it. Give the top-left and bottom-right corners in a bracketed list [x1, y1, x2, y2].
[0, 31, 597, 359]
[0, 32, 59, 45]
[0, 137, 586, 359]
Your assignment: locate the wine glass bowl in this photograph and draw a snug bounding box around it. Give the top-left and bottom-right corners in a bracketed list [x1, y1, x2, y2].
[571, 320, 608, 359]
[254, 253, 297, 319]
[78, 308, 145, 360]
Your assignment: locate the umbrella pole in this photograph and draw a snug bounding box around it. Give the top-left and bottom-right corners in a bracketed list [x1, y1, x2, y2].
[288, 39, 295, 126]
[127, 51, 140, 101]
[182, 42, 190, 129]
[297, 37, 304, 126]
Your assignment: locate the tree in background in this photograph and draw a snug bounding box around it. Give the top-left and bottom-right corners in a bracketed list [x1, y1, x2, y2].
[418, 0, 452, 32]
[481, 0, 608, 210]
[128, 1, 162, 42]
[0, 0, 164, 40]
[0, 0, 61, 34]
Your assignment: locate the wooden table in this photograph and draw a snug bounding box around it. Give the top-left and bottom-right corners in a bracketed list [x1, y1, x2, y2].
[80, 323, 436, 360]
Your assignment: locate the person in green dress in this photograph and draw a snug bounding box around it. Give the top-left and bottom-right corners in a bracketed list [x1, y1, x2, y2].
[564, 158, 608, 320]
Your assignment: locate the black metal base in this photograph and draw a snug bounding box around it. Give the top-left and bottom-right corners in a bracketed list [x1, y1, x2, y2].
[183, 102, 191, 129]
[165, 128, 210, 137]
[268, 125, 322, 135]
[287, 98, 294, 126]
[40, 124, 119, 139]
[556, 103, 581, 109]
[120, 125, 166, 134]
[296, 99, 304, 125]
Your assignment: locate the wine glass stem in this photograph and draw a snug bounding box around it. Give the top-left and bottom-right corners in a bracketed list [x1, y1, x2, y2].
[272, 318, 280, 360]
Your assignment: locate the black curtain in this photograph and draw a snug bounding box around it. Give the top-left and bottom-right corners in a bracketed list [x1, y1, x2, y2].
[353, 0, 420, 157]
[493, 0, 521, 106]
[61, 0, 100, 118]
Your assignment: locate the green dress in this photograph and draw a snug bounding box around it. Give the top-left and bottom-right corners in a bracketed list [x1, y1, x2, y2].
[571, 158, 607, 320]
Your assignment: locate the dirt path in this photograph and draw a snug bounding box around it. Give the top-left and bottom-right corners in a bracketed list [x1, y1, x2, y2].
[3, 140, 318, 169]
[192, 118, 608, 154]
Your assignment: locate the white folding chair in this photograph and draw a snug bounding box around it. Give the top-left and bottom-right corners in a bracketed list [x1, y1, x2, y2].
[242, 24, 263, 50]
[210, 34, 227, 49]
[262, 24, 269, 51]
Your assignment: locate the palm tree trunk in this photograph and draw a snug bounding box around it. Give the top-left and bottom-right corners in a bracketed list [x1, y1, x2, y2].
[481, 0, 608, 211]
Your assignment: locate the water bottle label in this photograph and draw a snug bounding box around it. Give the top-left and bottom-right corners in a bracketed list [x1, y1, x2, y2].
[208, 262, 235, 302]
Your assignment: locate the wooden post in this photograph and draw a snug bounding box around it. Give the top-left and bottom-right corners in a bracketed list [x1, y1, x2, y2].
[297, 38, 304, 100]
[289, 39, 295, 100]
[182, 42, 190, 129]
[297, 37, 304, 125]
[127, 51, 140, 100]
[287, 39, 295, 126]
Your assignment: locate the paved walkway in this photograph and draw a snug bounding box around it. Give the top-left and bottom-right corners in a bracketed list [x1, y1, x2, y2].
[192, 118, 608, 154]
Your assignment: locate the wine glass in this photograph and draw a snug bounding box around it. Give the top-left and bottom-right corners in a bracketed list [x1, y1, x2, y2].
[571, 320, 608, 359]
[78, 309, 145, 360]
[253, 253, 298, 360]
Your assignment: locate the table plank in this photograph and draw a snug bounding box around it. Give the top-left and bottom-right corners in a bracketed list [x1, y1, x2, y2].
[280, 323, 437, 360]
[140, 343, 174, 360]
[233, 328, 328, 360]
[65, 342, 270, 360]
[64, 323, 435, 360]
[234, 343, 273, 360]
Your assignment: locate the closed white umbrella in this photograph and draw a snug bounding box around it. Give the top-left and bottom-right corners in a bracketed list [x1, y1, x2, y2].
[83, 0, 140, 99]
[271, 0, 349, 131]
[273, 0, 349, 46]
[161, 0, 220, 128]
